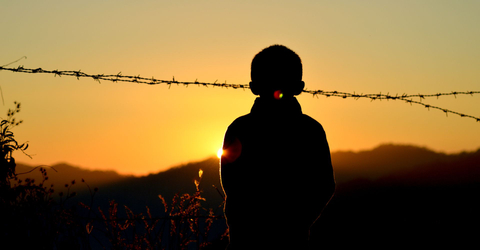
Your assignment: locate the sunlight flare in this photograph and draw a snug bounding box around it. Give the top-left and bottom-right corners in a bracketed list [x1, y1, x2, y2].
[217, 148, 224, 159]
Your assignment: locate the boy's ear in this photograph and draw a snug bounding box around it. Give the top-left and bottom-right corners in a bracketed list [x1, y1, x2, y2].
[249, 81, 261, 95]
[292, 81, 305, 95]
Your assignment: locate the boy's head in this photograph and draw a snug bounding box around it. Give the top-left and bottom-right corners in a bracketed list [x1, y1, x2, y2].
[250, 45, 305, 99]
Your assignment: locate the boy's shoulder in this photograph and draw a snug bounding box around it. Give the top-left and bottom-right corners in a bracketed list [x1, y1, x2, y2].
[228, 113, 325, 131]
[301, 113, 325, 127]
[298, 113, 327, 134]
[230, 113, 252, 124]
[226, 113, 252, 130]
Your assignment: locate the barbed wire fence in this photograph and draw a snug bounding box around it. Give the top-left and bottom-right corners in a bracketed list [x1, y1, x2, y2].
[1, 65, 479, 122]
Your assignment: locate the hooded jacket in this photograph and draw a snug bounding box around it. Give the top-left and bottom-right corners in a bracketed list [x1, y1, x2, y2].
[220, 97, 335, 249]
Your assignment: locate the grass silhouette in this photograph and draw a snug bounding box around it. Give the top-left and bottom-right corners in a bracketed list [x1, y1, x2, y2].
[1, 103, 228, 249]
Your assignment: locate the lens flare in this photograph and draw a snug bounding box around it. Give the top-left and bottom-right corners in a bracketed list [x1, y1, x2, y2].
[217, 148, 224, 158]
[274, 90, 284, 100]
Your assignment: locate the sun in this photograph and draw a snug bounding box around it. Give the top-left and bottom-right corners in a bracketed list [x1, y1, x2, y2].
[217, 148, 224, 158]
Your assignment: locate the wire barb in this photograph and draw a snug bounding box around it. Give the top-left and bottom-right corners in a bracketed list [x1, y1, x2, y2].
[1, 66, 479, 122]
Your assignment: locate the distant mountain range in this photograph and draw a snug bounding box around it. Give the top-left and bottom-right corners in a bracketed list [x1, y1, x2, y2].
[15, 144, 480, 249]
[16, 162, 130, 195]
[332, 143, 480, 185]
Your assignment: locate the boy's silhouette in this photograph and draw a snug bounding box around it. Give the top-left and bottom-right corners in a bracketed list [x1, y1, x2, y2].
[220, 45, 335, 249]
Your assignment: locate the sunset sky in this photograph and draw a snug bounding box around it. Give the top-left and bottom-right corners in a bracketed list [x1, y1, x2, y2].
[1, 1, 479, 176]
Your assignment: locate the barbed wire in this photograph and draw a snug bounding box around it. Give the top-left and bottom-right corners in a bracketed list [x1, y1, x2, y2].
[303, 89, 480, 101]
[0, 66, 250, 89]
[1, 65, 479, 122]
[303, 89, 480, 122]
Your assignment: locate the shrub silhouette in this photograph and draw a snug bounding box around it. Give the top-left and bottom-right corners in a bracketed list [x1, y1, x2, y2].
[0, 102, 85, 248]
[80, 168, 227, 249]
[0, 103, 227, 249]
[0, 102, 29, 186]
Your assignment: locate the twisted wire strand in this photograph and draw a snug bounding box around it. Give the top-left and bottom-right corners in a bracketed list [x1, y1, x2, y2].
[1, 66, 479, 122]
[303, 89, 480, 100]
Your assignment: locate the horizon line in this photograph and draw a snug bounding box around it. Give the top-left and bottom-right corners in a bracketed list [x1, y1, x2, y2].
[16, 142, 480, 177]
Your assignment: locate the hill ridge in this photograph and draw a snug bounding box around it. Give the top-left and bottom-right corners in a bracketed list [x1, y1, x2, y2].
[13, 143, 480, 248]
[17, 143, 478, 180]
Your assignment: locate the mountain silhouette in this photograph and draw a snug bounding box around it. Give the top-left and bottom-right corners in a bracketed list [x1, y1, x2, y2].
[89, 157, 225, 215]
[15, 144, 480, 249]
[15, 162, 129, 194]
[316, 144, 480, 249]
[331, 144, 450, 182]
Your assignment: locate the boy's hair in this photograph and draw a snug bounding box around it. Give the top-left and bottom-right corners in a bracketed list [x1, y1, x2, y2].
[250, 44, 304, 96]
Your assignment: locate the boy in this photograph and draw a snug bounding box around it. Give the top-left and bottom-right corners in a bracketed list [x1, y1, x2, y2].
[220, 45, 335, 249]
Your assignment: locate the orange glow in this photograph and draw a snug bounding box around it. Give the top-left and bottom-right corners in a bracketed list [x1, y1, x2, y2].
[3, 1, 480, 176]
[217, 148, 224, 159]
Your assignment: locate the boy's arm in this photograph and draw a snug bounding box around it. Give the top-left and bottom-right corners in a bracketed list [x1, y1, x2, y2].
[220, 124, 242, 195]
[311, 127, 336, 223]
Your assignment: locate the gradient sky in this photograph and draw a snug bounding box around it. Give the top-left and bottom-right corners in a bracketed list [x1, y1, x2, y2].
[1, 1, 479, 176]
